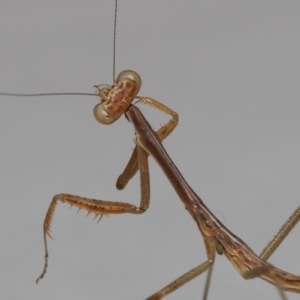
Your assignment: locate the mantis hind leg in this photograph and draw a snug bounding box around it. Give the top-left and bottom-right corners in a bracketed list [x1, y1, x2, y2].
[146, 236, 216, 300]
[259, 205, 300, 261]
[241, 206, 300, 300]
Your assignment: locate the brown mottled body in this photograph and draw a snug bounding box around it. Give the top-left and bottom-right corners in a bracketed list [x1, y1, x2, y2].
[126, 106, 300, 299]
[1, 1, 298, 299]
[2, 66, 299, 298]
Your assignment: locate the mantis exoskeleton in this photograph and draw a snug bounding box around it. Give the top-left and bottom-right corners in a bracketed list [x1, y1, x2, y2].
[0, 0, 297, 300]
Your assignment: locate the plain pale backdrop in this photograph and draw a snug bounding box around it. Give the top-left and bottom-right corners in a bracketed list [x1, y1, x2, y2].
[0, 1, 300, 300]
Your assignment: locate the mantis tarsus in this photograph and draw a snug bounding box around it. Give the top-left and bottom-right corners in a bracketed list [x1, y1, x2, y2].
[0, 0, 300, 300]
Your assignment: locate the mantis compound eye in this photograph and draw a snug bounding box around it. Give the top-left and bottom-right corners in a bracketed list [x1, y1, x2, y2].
[93, 102, 115, 124]
[117, 70, 142, 91]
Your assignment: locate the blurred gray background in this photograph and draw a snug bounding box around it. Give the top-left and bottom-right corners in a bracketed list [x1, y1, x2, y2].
[0, 1, 300, 299]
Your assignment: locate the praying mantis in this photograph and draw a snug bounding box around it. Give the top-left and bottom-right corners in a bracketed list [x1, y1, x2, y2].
[1, 1, 300, 299]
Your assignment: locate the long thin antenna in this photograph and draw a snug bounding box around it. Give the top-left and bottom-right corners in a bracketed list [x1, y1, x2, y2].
[113, 0, 118, 82]
[1, 4, 119, 97]
[0, 92, 97, 97]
